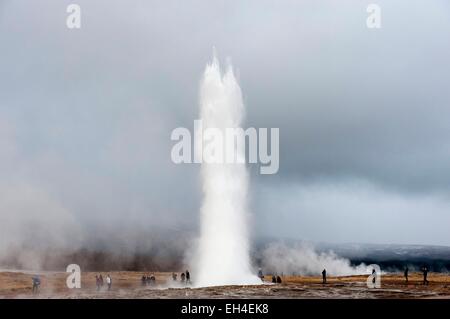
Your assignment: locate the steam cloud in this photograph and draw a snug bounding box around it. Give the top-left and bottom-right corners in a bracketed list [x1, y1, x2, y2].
[261, 242, 367, 276]
[0, 184, 83, 270]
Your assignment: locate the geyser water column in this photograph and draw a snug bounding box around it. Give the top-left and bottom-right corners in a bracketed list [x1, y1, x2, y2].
[194, 53, 259, 287]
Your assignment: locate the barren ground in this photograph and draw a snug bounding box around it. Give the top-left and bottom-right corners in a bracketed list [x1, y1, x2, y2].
[1, 271, 449, 299]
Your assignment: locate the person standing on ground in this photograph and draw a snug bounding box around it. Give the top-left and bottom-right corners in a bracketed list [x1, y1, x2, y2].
[32, 275, 40, 294]
[185, 270, 190, 284]
[96, 275, 101, 291]
[322, 269, 327, 284]
[258, 268, 264, 282]
[106, 274, 112, 290]
[404, 267, 409, 283]
[150, 274, 156, 285]
[422, 266, 429, 285]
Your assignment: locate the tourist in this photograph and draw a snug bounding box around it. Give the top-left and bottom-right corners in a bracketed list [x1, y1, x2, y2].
[150, 274, 156, 285]
[404, 267, 409, 283]
[96, 275, 101, 291]
[258, 268, 264, 281]
[422, 266, 429, 285]
[322, 269, 327, 284]
[185, 270, 190, 284]
[32, 275, 40, 294]
[106, 274, 112, 290]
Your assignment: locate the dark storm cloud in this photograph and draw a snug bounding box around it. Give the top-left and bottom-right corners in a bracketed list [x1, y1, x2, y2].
[1, 0, 450, 253]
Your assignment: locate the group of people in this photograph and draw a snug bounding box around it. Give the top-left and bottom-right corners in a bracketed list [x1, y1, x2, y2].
[404, 266, 429, 285]
[141, 274, 156, 286]
[258, 268, 282, 284]
[271, 275, 282, 284]
[95, 274, 112, 291]
[140, 270, 192, 286]
[102, 265, 431, 291]
[30, 264, 434, 293]
[172, 270, 191, 284]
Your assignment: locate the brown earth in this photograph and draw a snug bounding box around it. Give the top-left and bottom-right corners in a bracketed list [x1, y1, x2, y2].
[1, 270, 449, 299]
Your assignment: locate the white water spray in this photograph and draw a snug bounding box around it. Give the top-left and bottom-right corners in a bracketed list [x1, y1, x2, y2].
[193, 52, 259, 287]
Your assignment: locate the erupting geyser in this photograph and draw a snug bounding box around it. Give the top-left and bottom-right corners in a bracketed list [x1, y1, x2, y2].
[193, 52, 260, 287]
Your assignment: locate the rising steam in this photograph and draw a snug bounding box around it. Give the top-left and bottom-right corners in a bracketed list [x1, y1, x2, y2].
[261, 242, 367, 276]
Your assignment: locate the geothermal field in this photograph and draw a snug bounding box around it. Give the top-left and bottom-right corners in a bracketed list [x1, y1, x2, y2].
[2, 1, 450, 307]
[1, 271, 450, 299]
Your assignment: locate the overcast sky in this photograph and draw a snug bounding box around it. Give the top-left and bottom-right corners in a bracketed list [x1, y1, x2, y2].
[1, 0, 450, 249]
